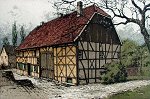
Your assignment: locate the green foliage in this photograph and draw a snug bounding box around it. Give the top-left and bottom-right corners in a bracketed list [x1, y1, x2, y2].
[12, 22, 18, 46]
[20, 26, 26, 43]
[121, 39, 139, 67]
[140, 44, 150, 67]
[101, 61, 127, 84]
[121, 39, 150, 68]
[2, 37, 10, 45]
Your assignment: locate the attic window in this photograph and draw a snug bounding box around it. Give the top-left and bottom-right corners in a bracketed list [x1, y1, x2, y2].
[67, 77, 72, 83]
[100, 51, 104, 59]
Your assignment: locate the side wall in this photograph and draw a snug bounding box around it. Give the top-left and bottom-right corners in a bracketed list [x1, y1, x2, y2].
[8, 55, 16, 68]
[16, 49, 40, 77]
[78, 42, 120, 84]
[77, 13, 121, 84]
[0, 48, 9, 67]
[16, 44, 77, 84]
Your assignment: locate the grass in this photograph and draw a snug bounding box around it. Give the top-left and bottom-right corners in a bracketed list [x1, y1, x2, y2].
[106, 66, 150, 99]
[107, 85, 150, 99]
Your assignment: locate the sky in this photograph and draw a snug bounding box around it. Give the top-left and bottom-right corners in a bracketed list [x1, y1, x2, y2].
[0, 0, 55, 29]
[0, 0, 149, 45]
[0, 0, 56, 46]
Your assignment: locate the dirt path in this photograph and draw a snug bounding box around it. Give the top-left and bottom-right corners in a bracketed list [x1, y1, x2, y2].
[1, 69, 150, 99]
[0, 70, 47, 99]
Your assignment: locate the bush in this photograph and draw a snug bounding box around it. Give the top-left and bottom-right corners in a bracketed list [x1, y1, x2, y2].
[101, 61, 127, 84]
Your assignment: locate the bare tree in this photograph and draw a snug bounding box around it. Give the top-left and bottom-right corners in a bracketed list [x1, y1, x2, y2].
[100, 0, 150, 52]
[52, 0, 150, 52]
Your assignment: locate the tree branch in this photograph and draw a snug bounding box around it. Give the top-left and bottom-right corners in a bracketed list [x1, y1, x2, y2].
[104, 1, 141, 25]
[61, 0, 76, 4]
[145, 8, 150, 12]
[144, 3, 150, 9]
[114, 21, 128, 25]
[146, 15, 150, 19]
[143, 2, 150, 12]
[131, 0, 142, 14]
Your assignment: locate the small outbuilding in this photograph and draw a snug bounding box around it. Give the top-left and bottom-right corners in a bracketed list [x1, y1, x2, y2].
[0, 45, 16, 69]
[16, 2, 121, 85]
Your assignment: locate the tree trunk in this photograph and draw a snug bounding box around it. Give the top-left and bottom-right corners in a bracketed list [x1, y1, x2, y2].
[141, 27, 150, 53]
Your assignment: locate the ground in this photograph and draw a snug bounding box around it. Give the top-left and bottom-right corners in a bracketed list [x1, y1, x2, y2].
[0, 69, 150, 99]
[108, 85, 150, 99]
[0, 70, 47, 99]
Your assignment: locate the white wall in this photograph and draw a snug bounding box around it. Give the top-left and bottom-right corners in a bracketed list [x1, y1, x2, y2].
[0, 48, 8, 66]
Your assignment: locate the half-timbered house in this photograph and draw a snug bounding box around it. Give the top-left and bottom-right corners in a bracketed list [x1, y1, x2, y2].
[16, 2, 121, 85]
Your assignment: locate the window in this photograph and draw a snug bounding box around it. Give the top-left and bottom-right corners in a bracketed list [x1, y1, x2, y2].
[34, 50, 36, 57]
[67, 77, 72, 83]
[30, 65, 34, 72]
[17, 63, 18, 69]
[24, 64, 27, 71]
[18, 63, 24, 70]
[100, 51, 104, 59]
[34, 66, 39, 73]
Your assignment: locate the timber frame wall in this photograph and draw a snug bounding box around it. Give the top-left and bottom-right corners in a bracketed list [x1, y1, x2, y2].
[53, 44, 77, 84]
[76, 13, 121, 84]
[16, 43, 78, 84]
[16, 49, 40, 77]
[16, 13, 121, 85]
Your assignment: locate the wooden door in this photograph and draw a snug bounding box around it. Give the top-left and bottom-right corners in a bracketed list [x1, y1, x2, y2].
[40, 52, 54, 79]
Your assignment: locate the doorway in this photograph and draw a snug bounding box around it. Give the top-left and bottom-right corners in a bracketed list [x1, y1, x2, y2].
[40, 52, 54, 78]
[27, 63, 31, 76]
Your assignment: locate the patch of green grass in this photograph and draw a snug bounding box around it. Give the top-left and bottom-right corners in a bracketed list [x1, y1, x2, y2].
[107, 85, 150, 99]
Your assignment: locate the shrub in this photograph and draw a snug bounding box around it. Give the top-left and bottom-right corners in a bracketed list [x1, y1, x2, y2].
[101, 61, 127, 84]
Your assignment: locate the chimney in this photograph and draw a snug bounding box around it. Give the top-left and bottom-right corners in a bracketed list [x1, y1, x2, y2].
[40, 21, 44, 25]
[77, 1, 83, 17]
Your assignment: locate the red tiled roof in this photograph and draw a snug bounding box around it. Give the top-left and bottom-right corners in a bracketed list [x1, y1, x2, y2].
[17, 5, 110, 50]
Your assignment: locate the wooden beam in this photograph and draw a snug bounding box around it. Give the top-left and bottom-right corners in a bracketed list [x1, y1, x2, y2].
[76, 42, 79, 85]
[95, 42, 97, 82]
[87, 41, 89, 83]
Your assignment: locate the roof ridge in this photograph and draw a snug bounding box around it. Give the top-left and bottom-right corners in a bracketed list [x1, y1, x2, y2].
[17, 5, 110, 50]
[33, 4, 108, 31]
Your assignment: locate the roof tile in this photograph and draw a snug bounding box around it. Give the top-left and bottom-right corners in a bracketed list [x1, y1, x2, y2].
[17, 5, 109, 50]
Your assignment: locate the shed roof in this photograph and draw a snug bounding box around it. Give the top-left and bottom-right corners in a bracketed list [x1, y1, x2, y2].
[1, 45, 16, 56]
[17, 5, 110, 50]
